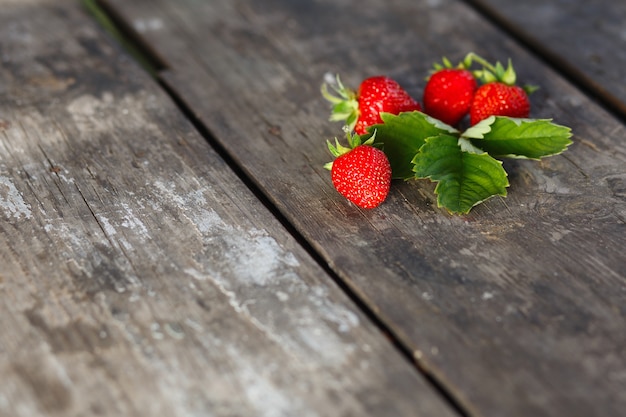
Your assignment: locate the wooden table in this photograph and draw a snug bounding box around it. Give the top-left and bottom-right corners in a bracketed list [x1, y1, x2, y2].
[1, 0, 624, 416]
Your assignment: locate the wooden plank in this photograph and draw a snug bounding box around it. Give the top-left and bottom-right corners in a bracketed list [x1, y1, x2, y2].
[0, 1, 458, 416]
[101, 0, 626, 416]
[467, 0, 626, 116]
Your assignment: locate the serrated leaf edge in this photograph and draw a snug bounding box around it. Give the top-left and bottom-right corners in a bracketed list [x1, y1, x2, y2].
[412, 136, 510, 214]
[464, 116, 574, 160]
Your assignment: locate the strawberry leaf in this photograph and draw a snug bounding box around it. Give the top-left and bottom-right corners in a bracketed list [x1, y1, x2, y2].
[368, 111, 458, 179]
[413, 134, 509, 214]
[463, 116, 573, 159]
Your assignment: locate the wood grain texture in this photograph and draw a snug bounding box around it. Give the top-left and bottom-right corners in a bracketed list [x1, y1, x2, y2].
[467, 0, 626, 117]
[0, 1, 457, 416]
[101, 0, 626, 416]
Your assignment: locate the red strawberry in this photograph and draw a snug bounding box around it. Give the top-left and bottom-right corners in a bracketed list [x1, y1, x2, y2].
[467, 56, 535, 125]
[326, 133, 391, 209]
[469, 82, 530, 125]
[423, 67, 477, 126]
[322, 75, 421, 135]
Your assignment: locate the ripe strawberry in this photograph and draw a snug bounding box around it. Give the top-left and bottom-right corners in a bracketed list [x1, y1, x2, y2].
[326, 133, 391, 209]
[467, 56, 535, 125]
[423, 68, 476, 127]
[469, 82, 530, 125]
[322, 75, 421, 135]
[423, 58, 477, 126]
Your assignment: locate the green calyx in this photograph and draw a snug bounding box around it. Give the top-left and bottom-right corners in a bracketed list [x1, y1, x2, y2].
[321, 74, 359, 132]
[427, 56, 472, 80]
[464, 52, 538, 93]
[469, 54, 517, 85]
[325, 129, 376, 170]
[432, 55, 472, 71]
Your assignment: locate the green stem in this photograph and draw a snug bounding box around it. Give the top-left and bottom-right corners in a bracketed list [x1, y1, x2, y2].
[464, 52, 496, 73]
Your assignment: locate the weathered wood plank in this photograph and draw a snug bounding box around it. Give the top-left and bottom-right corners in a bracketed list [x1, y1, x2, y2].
[0, 1, 458, 416]
[101, 0, 626, 416]
[467, 0, 626, 117]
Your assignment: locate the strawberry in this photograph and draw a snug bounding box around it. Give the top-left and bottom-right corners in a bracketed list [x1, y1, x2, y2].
[423, 57, 477, 126]
[469, 82, 530, 125]
[325, 133, 391, 209]
[467, 56, 535, 125]
[322, 75, 421, 135]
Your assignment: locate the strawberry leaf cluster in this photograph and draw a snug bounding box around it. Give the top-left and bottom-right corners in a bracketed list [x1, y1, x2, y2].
[365, 112, 571, 213]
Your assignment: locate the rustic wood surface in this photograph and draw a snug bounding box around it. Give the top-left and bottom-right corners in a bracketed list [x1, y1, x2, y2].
[468, 0, 626, 117]
[101, 0, 626, 416]
[0, 1, 459, 416]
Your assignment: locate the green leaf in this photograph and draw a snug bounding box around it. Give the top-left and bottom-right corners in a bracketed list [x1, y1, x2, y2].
[463, 116, 573, 159]
[463, 115, 496, 138]
[457, 137, 484, 154]
[413, 134, 509, 214]
[368, 111, 459, 179]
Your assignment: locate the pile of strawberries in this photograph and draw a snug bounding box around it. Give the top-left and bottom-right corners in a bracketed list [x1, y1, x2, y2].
[322, 53, 537, 210]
